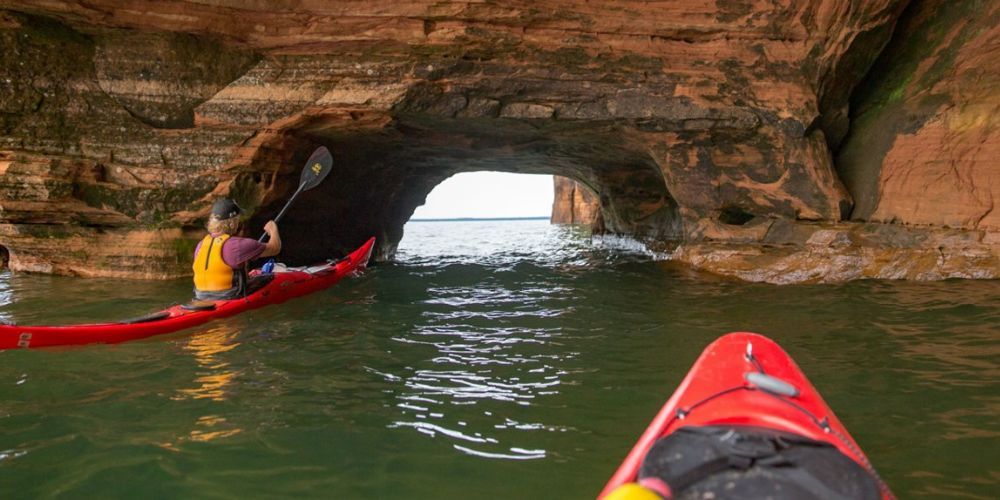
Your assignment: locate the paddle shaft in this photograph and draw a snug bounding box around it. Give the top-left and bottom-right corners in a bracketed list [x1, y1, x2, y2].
[259, 180, 306, 243]
[255, 146, 334, 243]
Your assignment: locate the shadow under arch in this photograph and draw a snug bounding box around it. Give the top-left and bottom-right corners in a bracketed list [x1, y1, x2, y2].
[242, 116, 681, 266]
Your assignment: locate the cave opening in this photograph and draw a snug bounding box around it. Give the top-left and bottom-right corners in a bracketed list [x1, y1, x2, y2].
[241, 116, 680, 266]
[409, 171, 555, 222]
[0, 245, 8, 271]
[396, 171, 558, 261]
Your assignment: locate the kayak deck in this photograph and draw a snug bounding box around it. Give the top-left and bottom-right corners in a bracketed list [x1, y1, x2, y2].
[0, 237, 375, 349]
[601, 332, 892, 499]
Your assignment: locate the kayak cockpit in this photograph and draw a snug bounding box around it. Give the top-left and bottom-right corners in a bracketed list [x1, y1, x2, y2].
[120, 311, 172, 325]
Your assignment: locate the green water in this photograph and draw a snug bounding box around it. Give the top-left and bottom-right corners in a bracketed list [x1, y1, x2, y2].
[1, 220, 997, 498]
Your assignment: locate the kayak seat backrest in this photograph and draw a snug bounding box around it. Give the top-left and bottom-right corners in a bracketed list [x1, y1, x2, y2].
[638, 425, 880, 500]
[121, 311, 172, 324]
[244, 273, 275, 294]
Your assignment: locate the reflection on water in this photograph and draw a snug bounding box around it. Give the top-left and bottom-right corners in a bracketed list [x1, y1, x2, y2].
[186, 415, 241, 443]
[0, 219, 997, 498]
[174, 325, 242, 402]
[162, 325, 245, 449]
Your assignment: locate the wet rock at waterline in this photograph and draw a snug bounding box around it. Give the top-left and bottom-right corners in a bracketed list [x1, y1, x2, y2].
[0, 1, 996, 283]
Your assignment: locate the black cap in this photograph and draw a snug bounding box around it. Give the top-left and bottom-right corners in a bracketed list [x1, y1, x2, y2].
[211, 198, 242, 219]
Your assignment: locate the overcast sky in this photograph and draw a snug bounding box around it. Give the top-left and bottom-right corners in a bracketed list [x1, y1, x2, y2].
[410, 172, 554, 219]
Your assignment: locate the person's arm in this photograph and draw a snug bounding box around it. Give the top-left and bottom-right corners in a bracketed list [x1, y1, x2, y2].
[261, 220, 281, 257]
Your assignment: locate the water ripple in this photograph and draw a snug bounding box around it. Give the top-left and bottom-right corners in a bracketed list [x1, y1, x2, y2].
[1, 221, 997, 498]
[453, 444, 546, 460]
[375, 222, 608, 464]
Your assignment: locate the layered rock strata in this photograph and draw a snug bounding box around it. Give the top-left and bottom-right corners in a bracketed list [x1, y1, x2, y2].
[676, 0, 1000, 282]
[0, 1, 996, 283]
[839, 0, 999, 230]
[551, 177, 600, 227]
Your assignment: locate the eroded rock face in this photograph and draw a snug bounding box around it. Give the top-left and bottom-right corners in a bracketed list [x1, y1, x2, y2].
[838, 0, 1000, 231]
[551, 177, 600, 227]
[95, 32, 260, 129]
[0, 1, 996, 282]
[670, 221, 1000, 284]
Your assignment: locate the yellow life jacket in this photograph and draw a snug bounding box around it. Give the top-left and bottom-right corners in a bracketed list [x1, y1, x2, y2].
[192, 234, 237, 292]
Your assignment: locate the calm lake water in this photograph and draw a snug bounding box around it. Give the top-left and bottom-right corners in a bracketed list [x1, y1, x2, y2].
[1, 220, 997, 498]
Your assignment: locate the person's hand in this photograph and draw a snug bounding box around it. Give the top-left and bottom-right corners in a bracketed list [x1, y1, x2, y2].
[264, 220, 278, 235]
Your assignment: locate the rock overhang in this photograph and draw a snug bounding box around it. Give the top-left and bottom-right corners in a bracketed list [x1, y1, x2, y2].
[0, 0, 996, 283]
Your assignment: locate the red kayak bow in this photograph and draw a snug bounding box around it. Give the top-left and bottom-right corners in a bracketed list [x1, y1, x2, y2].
[0, 237, 374, 349]
[601, 332, 893, 499]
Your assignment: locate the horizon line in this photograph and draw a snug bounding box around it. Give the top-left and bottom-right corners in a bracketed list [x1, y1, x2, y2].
[408, 216, 550, 222]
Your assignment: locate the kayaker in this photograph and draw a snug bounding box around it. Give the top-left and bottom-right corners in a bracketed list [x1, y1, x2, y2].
[192, 198, 281, 300]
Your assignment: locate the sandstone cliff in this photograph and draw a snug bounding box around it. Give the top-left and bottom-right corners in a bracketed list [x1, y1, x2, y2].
[0, 0, 996, 282]
[551, 177, 600, 227]
[839, 0, 999, 230]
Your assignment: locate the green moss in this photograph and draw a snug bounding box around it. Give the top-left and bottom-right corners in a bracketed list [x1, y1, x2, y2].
[74, 181, 209, 224]
[885, 74, 912, 103]
[917, 3, 998, 90]
[18, 224, 77, 239]
[73, 183, 113, 209]
[172, 236, 198, 265]
[549, 47, 591, 67]
[852, 0, 993, 116]
[838, 0, 998, 220]
[0, 12, 99, 147]
[605, 53, 663, 73]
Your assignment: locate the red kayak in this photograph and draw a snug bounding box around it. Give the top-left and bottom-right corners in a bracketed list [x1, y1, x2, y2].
[601, 332, 893, 499]
[0, 237, 374, 349]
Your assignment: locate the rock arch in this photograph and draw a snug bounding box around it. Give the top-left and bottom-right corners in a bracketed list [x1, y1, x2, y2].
[1, 2, 996, 282]
[240, 115, 679, 265]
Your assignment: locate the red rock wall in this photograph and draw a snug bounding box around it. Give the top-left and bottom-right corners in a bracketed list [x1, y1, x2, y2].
[0, 0, 995, 283]
[838, 0, 1000, 231]
[551, 177, 600, 226]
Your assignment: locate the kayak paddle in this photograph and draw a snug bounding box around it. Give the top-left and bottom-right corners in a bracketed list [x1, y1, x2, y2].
[259, 146, 334, 242]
